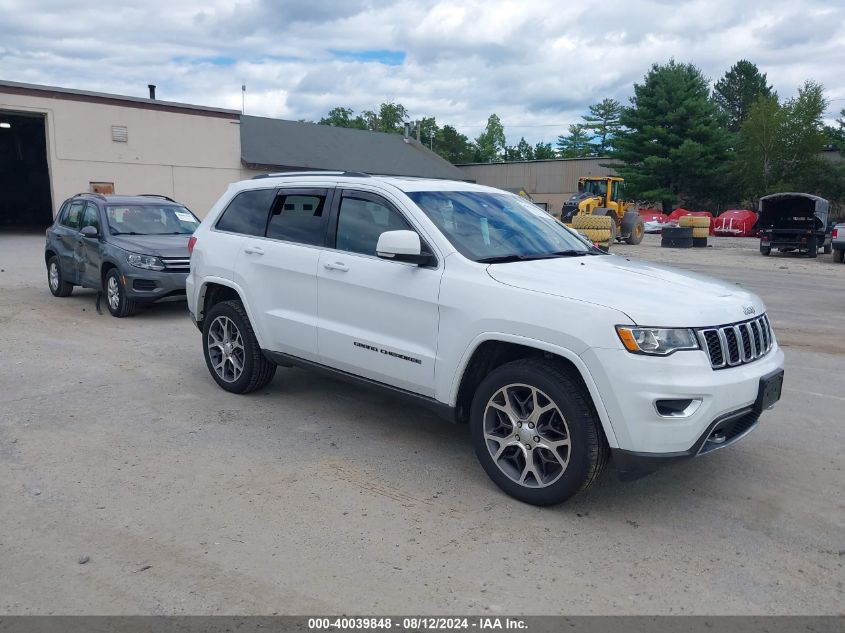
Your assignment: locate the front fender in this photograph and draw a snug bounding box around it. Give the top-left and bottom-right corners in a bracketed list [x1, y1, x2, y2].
[445, 332, 620, 449]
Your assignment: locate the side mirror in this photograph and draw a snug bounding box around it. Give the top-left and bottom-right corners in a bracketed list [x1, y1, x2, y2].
[80, 226, 99, 238]
[376, 230, 432, 266]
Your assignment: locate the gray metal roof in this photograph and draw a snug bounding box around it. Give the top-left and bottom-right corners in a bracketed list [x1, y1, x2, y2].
[0, 79, 240, 118]
[240, 115, 470, 180]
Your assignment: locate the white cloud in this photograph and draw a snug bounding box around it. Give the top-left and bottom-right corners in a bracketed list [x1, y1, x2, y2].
[0, 0, 843, 145]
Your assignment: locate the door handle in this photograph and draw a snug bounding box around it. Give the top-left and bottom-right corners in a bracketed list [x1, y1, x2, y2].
[243, 245, 264, 255]
[323, 261, 349, 272]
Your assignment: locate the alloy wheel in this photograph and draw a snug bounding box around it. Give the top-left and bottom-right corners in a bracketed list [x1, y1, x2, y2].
[49, 262, 59, 291]
[207, 316, 245, 383]
[107, 276, 120, 310]
[483, 383, 571, 488]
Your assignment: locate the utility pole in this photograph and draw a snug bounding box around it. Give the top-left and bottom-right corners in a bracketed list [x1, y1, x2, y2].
[241, 84, 246, 115]
[430, 128, 434, 150]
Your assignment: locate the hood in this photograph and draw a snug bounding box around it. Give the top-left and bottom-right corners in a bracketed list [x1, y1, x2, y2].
[109, 234, 191, 258]
[486, 255, 763, 328]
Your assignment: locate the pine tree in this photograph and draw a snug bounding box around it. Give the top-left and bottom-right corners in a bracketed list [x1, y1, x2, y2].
[612, 60, 733, 212]
[582, 98, 622, 154]
[713, 60, 774, 132]
[556, 124, 593, 158]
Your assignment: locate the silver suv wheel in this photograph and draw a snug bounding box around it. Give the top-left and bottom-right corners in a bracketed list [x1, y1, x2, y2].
[483, 383, 571, 488]
[107, 276, 121, 310]
[207, 315, 245, 383]
[49, 262, 60, 291]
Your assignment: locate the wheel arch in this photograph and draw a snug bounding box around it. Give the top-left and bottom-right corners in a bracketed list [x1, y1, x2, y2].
[449, 335, 619, 448]
[45, 249, 57, 266]
[196, 280, 265, 347]
[100, 260, 120, 289]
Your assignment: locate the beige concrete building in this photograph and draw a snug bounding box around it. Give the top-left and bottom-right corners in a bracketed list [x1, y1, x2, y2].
[0, 80, 244, 224]
[0, 80, 467, 226]
[459, 157, 618, 214]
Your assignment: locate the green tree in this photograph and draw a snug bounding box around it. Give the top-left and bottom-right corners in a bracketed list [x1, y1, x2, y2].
[612, 60, 733, 212]
[533, 141, 556, 159]
[556, 124, 593, 158]
[713, 60, 774, 132]
[318, 106, 367, 129]
[504, 137, 535, 161]
[474, 114, 507, 162]
[736, 81, 829, 198]
[582, 98, 622, 153]
[372, 102, 409, 133]
[434, 125, 475, 163]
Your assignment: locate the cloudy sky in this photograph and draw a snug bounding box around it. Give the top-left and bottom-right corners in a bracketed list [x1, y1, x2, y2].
[2, 0, 844, 145]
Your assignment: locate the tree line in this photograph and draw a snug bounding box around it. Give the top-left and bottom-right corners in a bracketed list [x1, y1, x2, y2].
[316, 58, 845, 212]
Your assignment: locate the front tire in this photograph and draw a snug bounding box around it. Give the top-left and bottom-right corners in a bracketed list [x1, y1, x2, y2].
[202, 300, 276, 394]
[626, 218, 645, 245]
[104, 268, 137, 317]
[47, 256, 73, 297]
[470, 358, 608, 506]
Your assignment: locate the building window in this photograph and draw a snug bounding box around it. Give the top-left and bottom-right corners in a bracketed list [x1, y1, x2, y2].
[90, 182, 115, 194]
[111, 125, 128, 142]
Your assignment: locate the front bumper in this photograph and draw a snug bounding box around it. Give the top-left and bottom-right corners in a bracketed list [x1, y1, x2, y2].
[611, 373, 779, 481]
[581, 343, 785, 457]
[121, 268, 188, 302]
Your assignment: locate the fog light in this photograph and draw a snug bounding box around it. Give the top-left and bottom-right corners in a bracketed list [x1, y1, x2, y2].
[655, 398, 702, 418]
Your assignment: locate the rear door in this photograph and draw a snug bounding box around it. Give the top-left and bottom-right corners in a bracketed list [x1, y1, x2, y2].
[316, 189, 442, 396]
[233, 187, 332, 361]
[78, 202, 103, 288]
[54, 200, 85, 283]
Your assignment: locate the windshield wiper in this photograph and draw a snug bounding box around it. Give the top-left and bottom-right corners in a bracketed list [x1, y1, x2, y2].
[477, 250, 589, 264]
[110, 231, 143, 235]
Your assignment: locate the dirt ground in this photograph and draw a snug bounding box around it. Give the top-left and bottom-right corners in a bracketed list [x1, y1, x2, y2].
[0, 231, 842, 615]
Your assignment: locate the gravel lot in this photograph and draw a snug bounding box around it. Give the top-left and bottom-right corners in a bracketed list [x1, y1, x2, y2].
[0, 231, 842, 615]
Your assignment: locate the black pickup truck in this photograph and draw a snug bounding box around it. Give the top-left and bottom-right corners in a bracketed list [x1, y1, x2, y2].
[759, 192, 831, 258]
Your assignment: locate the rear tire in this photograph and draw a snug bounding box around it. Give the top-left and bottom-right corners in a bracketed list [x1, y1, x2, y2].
[834, 248, 844, 263]
[760, 245, 771, 256]
[104, 269, 137, 317]
[203, 299, 276, 394]
[470, 358, 608, 506]
[823, 243, 832, 255]
[625, 218, 645, 245]
[47, 256, 73, 297]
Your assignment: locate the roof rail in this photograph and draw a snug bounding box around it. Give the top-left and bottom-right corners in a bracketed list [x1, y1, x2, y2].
[251, 170, 371, 180]
[136, 193, 176, 202]
[72, 192, 106, 201]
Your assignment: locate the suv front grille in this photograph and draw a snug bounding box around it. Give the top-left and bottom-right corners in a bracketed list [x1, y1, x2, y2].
[696, 315, 773, 370]
[160, 257, 190, 272]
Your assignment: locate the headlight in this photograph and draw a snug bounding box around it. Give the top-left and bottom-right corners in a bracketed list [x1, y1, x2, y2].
[616, 326, 699, 356]
[127, 253, 165, 271]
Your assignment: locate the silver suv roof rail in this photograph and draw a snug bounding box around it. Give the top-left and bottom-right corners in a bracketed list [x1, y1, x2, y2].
[136, 194, 177, 202]
[251, 171, 370, 180]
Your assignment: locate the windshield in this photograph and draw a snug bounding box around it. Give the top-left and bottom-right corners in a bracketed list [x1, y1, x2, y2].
[407, 190, 597, 262]
[581, 179, 607, 196]
[106, 204, 199, 236]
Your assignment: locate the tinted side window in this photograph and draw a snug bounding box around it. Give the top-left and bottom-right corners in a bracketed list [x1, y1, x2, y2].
[266, 192, 328, 245]
[80, 203, 100, 230]
[335, 195, 411, 256]
[215, 189, 275, 236]
[61, 201, 84, 229]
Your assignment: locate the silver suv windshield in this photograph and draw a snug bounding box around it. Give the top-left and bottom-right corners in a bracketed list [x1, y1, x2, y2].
[406, 190, 598, 262]
[106, 204, 199, 236]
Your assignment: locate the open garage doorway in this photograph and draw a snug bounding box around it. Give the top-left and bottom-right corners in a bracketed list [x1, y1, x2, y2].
[0, 111, 53, 228]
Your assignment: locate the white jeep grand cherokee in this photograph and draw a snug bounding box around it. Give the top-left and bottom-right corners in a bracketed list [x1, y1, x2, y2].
[187, 172, 784, 505]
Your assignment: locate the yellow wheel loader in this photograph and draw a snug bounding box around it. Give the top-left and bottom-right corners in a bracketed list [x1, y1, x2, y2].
[560, 176, 644, 245]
